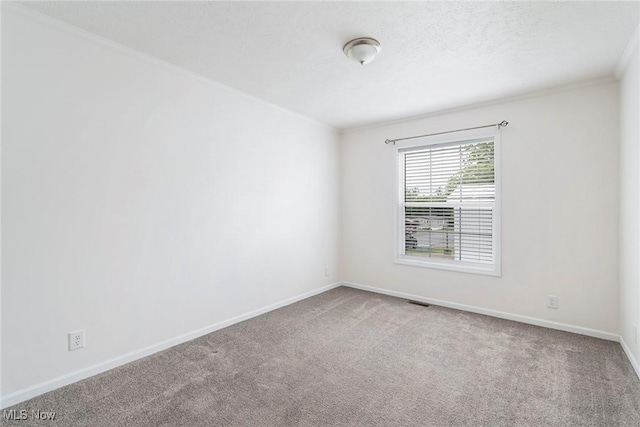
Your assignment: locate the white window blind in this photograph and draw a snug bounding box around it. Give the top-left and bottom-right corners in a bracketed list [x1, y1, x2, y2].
[397, 134, 500, 275]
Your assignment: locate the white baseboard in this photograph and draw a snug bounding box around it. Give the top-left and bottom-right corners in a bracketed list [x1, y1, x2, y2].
[342, 281, 620, 342]
[0, 282, 341, 409]
[3, 281, 631, 409]
[620, 337, 640, 380]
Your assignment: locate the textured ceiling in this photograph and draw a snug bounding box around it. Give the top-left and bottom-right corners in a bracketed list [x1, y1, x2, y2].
[16, 1, 640, 129]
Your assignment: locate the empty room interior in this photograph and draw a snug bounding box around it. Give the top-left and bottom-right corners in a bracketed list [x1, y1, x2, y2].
[2, 1, 640, 425]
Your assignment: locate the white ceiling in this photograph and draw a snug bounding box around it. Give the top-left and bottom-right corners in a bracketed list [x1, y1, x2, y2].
[17, 1, 640, 130]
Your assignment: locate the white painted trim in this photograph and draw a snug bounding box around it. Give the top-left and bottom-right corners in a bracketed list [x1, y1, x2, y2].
[341, 76, 616, 133]
[393, 257, 500, 276]
[341, 281, 619, 342]
[393, 128, 501, 277]
[620, 337, 640, 380]
[3, 3, 338, 134]
[0, 282, 342, 409]
[615, 24, 640, 79]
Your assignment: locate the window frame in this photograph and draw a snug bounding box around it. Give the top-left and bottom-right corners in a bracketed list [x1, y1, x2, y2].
[392, 127, 501, 276]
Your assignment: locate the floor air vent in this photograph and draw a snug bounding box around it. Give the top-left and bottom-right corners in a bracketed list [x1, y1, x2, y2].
[407, 300, 430, 308]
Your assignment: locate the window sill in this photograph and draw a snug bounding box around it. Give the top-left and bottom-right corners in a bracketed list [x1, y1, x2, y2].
[394, 256, 501, 277]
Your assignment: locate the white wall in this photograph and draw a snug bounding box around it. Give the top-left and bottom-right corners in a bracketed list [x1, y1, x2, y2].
[341, 82, 620, 334]
[1, 6, 340, 399]
[619, 42, 640, 364]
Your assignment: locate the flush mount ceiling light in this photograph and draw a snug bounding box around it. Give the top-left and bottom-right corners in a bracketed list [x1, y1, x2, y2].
[343, 37, 381, 65]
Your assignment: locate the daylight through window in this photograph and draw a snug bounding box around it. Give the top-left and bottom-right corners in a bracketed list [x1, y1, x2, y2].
[396, 132, 500, 275]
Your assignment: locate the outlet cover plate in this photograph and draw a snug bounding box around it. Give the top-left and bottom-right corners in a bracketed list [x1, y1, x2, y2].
[69, 330, 85, 351]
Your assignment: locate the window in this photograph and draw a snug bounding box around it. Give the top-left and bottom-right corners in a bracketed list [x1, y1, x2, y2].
[395, 128, 500, 276]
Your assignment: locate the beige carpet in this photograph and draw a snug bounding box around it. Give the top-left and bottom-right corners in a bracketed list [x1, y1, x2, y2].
[4, 287, 640, 426]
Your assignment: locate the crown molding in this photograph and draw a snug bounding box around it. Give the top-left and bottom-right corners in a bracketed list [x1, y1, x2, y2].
[615, 23, 640, 79]
[3, 3, 339, 134]
[341, 76, 616, 134]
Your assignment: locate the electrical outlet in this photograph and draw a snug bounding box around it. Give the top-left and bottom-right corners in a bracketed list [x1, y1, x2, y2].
[546, 295, 558, 309]
[324, 266, 329, 277]
[634, 324, 638, 344]
[68, 330, 85, 351]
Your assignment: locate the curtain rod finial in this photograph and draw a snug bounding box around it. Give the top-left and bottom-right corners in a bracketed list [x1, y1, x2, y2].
[498, 120, 509, 128]
[385, 139, 395, 145]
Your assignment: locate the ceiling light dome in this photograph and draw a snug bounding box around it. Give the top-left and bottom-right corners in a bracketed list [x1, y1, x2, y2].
[343, 38, 381, 65]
